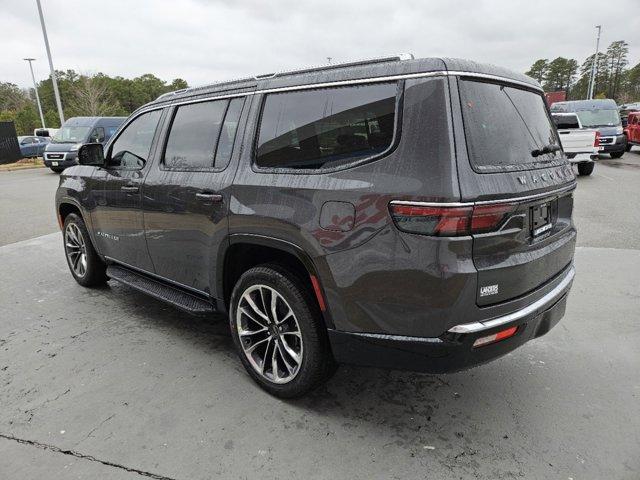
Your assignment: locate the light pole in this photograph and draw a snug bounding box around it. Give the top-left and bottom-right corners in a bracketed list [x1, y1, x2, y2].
[35, 0, 65, 125]
[23, 58, 46, 129]
[587, 25, 602, 100]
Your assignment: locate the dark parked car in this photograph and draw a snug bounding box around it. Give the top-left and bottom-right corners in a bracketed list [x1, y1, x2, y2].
[44, 116, 126, 173]
[550, 99, 626, 158]
[55, 56, 576, 397]
[18, 135, 49, 157]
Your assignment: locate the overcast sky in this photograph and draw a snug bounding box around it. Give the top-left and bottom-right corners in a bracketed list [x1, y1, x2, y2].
[2, 0, 639, 89]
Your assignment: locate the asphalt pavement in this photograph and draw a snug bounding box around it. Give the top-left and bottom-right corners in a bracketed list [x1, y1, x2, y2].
[1, 153, 639, 479]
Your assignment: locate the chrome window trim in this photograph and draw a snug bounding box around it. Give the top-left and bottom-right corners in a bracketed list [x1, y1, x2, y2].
[447, 265, 575, 334]
[132, 71, 542, 116]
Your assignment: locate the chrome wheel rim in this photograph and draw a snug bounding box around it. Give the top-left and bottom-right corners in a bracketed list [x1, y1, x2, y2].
[65, 223, 87, 278]
[236, 285, 303, 384]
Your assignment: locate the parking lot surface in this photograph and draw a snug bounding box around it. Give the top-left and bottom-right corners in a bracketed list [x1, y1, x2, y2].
[1, 153, 640, 479]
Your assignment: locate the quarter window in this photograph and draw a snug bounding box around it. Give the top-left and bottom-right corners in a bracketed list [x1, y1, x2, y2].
[215, 98, 245, 168]
[256, 82, 398, 170]
[109, 110, 161, 169]
[164, 100, 227, 170]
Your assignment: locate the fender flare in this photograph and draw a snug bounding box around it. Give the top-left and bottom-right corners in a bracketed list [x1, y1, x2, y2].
[217, 233, 334, 328]
[57, 197, 101, 256]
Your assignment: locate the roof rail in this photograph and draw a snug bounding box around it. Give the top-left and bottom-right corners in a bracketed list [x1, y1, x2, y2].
[256, 53, 414, 80]
[154, 53, 415, 102]
[154, 76, 258, 102]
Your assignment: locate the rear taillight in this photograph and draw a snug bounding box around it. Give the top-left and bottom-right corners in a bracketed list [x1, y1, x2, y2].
[594, 131, 601, 147]
[470, 204, 516, 234]
[389, 202, 516, 236]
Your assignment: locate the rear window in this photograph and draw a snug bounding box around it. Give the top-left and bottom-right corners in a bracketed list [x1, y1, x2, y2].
[255, 82, 398, 170]
[575, 109, 620, 128]
[552, 114, 580, 130]
[459, 80, 562, 171]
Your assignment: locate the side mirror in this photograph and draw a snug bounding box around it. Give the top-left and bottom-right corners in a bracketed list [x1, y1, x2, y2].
[78, 143, 105, 167]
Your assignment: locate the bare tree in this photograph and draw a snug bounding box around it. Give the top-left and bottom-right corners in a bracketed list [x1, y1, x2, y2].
[67, 75, 119, 116]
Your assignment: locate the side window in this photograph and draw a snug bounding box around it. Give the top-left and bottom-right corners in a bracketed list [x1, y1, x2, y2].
[109, 110, 161, 170]
[163, 99, 227, 170]
[89, 127, 105, 143]
[255, 82, 398, 170]
[215, 97, 245, 168]
[106, 126, 119, 140]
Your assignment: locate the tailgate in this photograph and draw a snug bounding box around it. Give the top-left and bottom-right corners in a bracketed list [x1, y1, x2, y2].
[557, 129, 596, 153]
[472, 189, 576, 306]
[455, 77, 577, 306]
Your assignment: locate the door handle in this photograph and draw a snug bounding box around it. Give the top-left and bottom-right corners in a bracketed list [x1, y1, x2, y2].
[195, 192, 223, 203]
[121, 185, 139, 193]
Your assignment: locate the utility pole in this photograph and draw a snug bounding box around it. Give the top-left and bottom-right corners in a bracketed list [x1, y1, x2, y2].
[587, 25, 602, 100]
[35, 0, 65, 125]
[23, 58, 46, 129]
[327, 57, 332, 65]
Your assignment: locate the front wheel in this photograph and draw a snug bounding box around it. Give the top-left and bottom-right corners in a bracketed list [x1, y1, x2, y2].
[610, 151, 624, 159]
[229, 265, 335, 398]
[577, 162, 595, 176]
[63, 213, 107, 287]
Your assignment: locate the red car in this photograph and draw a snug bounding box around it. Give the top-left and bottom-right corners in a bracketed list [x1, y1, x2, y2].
[624, 111, 640, 151]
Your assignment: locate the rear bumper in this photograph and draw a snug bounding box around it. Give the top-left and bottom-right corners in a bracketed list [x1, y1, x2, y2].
[328, 266, 574, 373]
[567, 152, 597, 163]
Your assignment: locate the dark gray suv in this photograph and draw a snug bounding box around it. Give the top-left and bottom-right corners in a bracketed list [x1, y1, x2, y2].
[55, 56, 576, 397]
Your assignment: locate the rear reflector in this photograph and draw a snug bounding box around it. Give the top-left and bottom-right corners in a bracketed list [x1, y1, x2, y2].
[389, 202, 516, 236]
[309, 275, 326, 312]
[472, 325, 518, 348]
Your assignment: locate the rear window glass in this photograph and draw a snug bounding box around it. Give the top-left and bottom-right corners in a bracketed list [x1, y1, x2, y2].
[459, 80, 561, 171]
[575, 109, 620, 128]
[256, 82, 398, 170]
[164, 100, 227, 170]
[552, 114, 580, 130]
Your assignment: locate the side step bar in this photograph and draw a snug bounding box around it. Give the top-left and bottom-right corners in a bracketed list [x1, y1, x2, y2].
[106, 265, 216, 316]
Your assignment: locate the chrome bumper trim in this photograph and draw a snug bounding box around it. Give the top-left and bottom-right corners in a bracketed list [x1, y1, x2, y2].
[448, 266, 575, 334]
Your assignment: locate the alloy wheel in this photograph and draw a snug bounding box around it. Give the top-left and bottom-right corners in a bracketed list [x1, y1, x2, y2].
[236, 284, 303, 384]
[65, 223, 88, 278]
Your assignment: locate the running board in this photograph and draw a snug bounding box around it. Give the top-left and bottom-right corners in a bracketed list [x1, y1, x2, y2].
[106, 265, 216, 316]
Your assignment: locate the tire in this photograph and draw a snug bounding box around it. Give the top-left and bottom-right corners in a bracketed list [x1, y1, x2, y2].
[577, 162, 594, 176]
[610, 151, 624, 159]
[63, 213, 107, 287]
[50, 167, 64, 173]
[229, 264, 335, 398]
[626, 143, 632, 152]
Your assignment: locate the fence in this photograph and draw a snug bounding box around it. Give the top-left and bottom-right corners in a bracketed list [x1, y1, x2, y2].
[0, 122, 21, 165]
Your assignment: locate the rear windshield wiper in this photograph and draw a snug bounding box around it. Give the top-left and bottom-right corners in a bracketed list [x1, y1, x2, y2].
[531, 144, 561, 157]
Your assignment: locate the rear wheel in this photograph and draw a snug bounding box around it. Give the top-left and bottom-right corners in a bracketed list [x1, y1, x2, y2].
[50, 167, 64, 173]
[229, 265, 335, 398]
[577, 162, 594, 176]
[610, 151, 624, 159]
[63, 213, 107, 287]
